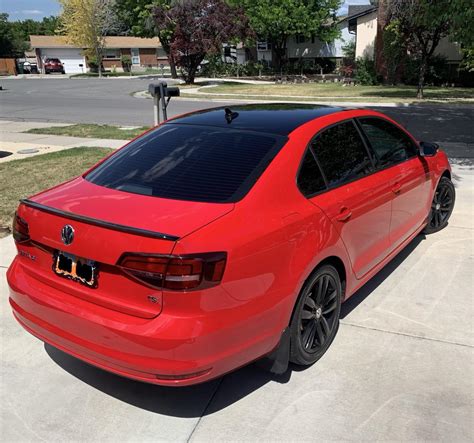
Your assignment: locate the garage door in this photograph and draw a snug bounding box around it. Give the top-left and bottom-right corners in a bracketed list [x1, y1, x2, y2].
[41, 49, 86, 74]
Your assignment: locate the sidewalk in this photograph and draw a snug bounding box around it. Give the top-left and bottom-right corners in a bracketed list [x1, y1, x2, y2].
[0, 120, 128, 163]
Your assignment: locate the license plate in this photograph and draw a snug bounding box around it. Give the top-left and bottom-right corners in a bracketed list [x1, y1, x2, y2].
[53, 251, 98, 287]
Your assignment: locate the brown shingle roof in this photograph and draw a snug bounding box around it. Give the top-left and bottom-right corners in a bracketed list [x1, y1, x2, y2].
[30, 35, 162, 49]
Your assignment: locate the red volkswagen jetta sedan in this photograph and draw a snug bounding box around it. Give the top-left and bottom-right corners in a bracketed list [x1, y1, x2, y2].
[7, 105, 455, 386]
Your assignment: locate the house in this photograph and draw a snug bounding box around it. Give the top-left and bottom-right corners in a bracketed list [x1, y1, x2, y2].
[227, 8, 369, 69]
[347, 4, 462, 64]
[228, 4, 462, 72]
[29, 35, 168, 74]
[286, 18, 353, 67]
[347, 5, 378, 59]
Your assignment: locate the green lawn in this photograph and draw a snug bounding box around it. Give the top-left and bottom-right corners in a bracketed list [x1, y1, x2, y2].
[186, 82, 474, 103]
[26, 124, 149, 140]
[0, 148, 113, 237]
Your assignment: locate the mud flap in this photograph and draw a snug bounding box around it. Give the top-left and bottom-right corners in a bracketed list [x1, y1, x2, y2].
[258, 327, 290, 374]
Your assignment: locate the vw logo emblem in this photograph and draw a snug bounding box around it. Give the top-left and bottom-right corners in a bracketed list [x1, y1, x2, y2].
[61, 225, 74, 245]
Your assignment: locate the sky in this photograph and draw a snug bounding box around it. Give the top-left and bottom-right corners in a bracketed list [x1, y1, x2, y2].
[1, 0, 371, 21]
[1, 0, 61, 21]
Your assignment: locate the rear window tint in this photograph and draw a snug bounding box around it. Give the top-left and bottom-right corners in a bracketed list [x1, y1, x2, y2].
[85, 124, 285, 203]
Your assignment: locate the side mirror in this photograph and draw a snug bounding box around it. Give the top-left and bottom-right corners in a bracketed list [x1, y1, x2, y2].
[419, 141, 438, 157]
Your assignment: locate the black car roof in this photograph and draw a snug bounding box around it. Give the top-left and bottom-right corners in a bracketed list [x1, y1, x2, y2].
[166, 103, 345, 135]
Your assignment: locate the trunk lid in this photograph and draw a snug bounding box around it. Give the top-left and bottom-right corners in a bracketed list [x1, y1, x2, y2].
[16, 177, 234, 318]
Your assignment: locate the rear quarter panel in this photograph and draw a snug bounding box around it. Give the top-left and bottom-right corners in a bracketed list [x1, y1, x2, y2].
[170, 124, 353, 346]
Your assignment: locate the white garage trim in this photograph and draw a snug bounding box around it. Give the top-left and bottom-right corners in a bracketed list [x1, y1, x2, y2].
[40, 48, 87, 74]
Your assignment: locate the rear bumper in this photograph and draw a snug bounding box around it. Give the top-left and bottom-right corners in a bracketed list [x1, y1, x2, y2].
[7, 257, 280, 386]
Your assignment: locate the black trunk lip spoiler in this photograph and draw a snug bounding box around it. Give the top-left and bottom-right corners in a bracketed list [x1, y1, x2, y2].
[20, 198, 180, 241]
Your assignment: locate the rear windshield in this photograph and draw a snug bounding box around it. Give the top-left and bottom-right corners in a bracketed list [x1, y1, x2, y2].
[85, 124, 286, 203]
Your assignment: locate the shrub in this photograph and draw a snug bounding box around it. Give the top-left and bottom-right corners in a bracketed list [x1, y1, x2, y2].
[402, 54, 450, 85]
[200, 55, 269, 77]
[121, 55, 132, 72]
[355, 56, 378, 85]
[87, 56, 99, 73]
[338, 64, 354, 77]
[382, 22, 405, 84]
[342, 40, 356, 63]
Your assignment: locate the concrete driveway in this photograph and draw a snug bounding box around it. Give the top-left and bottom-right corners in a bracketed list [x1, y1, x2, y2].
[1, 163, 472, 442]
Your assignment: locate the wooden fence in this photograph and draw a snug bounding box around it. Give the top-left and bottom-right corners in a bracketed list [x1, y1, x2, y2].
[0, 59, 17, 76]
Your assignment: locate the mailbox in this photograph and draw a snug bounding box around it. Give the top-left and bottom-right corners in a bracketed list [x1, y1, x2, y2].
[149, 81, 180, 125]
[148, 82, 181, 98]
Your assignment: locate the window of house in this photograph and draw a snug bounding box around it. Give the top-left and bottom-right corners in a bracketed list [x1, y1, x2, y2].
[358, 118, 418, 168]
[105, 49, 120, 59]
[297, 149, 326, 197]
[156, 47, 167, 58]
[296, 34, 307, 44]
[257, 41, 271, 51]
[312, 121, 374, 188]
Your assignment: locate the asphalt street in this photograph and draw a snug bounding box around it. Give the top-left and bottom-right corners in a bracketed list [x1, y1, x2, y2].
[0, 78, 473, 157]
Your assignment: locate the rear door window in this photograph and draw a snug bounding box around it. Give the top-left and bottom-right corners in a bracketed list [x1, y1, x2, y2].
[358, 117, 418, 168]
[311, 120, 374, 188]
[85, 124, 286, 203]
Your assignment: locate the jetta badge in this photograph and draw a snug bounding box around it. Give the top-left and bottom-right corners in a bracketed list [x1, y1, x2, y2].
[61, 225, 74, 245]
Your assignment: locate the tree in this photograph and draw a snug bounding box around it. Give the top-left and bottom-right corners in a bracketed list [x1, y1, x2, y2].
[231, 0, 341, 70]
[1, 13, 61, 59]
[388, 0, 455, 98]
[114, 0, 179, 78]
[10, 16, 60, 41]
[448, 0, 474, 72]
[153, 0, 251, 84]
[382, 20, 405, 84]
[0, 13, 21, 57]
[58, 0, 121, 78]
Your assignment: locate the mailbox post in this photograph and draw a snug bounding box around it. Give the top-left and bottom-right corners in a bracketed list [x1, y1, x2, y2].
[148, 82, 180, 126]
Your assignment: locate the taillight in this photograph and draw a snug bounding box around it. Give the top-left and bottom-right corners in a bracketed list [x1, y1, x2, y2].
[12, 212, 30, 243]
[118, 252, 227, 290]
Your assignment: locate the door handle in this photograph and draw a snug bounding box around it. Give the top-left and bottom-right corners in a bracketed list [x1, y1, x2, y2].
[335, 207, 352, 222]
[392, 182, 402, 194]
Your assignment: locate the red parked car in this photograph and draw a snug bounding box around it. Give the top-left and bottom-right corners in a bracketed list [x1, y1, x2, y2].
[43, 58, 65, 74]
[7, 105, 455, 386]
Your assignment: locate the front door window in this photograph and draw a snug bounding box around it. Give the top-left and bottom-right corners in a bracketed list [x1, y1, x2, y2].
[131, 49, 140, 65]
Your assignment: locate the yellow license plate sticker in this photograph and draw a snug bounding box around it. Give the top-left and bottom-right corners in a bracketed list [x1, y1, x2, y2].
[53, 251, 98, 287]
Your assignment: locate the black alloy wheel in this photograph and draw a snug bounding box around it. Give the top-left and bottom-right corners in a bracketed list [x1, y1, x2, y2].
[423, 176, 455, 234]
[290, 265, 342, 366]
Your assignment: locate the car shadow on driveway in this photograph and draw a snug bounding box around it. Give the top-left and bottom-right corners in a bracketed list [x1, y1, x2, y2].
[340, 233, 425, 318]
[44, 343, 291, 417]
[44, 233, 427, 417]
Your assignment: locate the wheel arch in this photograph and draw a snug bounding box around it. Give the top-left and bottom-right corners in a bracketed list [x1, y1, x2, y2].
[316, 256, 347, 296]
[288, 254, 347, 325]
[441, 169, 451, 180]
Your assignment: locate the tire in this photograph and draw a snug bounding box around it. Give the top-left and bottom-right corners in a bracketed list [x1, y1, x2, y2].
[289, 264, 342, 366]
[423, 176, 455, 235]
